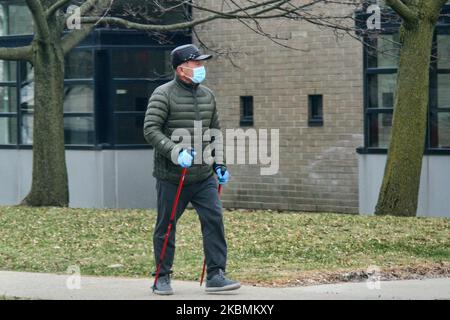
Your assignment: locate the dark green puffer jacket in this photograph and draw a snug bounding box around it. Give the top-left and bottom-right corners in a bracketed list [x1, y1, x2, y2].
[143, 74, 225, 185]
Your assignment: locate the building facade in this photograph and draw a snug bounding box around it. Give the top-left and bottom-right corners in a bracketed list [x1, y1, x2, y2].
[0, 0, 189, 208]
[194, 1, 450, 217]
[0, 1, 449, 216]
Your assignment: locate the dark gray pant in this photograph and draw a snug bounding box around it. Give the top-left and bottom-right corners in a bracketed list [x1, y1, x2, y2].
[153, 174, 227, 278]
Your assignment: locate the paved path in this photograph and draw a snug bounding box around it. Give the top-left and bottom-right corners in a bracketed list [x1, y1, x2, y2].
[0, 271, 449, 300]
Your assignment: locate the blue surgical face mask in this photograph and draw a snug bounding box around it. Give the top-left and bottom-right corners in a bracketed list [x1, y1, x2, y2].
[182, 66, 206, 84]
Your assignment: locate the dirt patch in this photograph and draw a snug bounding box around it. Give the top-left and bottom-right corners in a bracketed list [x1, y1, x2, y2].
[243, 262, 450, 287]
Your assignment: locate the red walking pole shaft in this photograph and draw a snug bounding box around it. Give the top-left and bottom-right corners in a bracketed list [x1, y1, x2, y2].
[153, 167, 187, 290]
[199, 184, 223, 286]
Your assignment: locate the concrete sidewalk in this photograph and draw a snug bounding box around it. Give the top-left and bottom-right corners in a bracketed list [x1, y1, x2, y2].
[0, 271, 449, 300]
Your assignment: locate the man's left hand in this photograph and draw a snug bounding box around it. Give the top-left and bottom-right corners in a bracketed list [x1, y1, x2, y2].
[215, 165, 230, 185]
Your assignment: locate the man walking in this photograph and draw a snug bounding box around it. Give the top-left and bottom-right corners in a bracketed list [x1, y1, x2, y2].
[143, 44, 241, 295]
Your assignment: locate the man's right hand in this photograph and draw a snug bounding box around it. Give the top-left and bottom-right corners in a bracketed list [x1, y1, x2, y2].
[177, 149, 196, 168]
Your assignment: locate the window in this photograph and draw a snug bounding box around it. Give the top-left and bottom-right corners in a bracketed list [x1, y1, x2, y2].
[111, 48, 173, 145]
[64, 117, 94, 145]
[363, 32, 399, 149]
[113, 82, 161, 145]
[0, 26, 190, 149]
[0, 60, 16, 82]
[368, 112, 392, 148]
[64, 50, 95, 145]
[430, 34, 450, 149]
[0, 0, 33, 36]
[0, 117, 17, 144]
[240, 96, 253, 126]
[367, 73, 396, 109]
[65, 50, 94, 79]
[114, 82, 160, 112]
[111, 50, 172, 79]
[17, 49, 95, 146]
[62, 83, 95, 145]
[367, 33, 401, 69]
[362, 23, 450, 152]
[308, 94, 323, 127]
[0, 85, 17, 112]
[19, 61, 33, 144]
[0, 60, 17, 144]
[64, 84, 94, 113]
[0, 50, 95, 146]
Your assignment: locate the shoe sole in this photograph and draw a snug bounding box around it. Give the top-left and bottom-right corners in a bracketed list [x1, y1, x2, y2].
[205, 282, 241, 293]
[153, 289, 174, 296]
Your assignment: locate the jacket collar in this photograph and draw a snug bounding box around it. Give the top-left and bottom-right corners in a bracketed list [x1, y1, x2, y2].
[175, 73, 199, 91]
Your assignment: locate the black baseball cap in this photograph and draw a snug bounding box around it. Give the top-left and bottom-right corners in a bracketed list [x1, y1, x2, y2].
[170, 44, 212, 69]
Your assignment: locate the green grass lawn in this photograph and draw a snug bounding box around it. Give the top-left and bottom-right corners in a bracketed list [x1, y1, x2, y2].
[0, 205, 448, 286]
[0, 295, 28, 300]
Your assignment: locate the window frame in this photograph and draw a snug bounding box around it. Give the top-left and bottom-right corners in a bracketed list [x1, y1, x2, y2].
[358, 6, 450, 155]
[240, 95, 254, 127]
[0, 60, 19, 144]
[308, 94, 324, 127]
[108, 47, 174, 147]
[0, 28, 191, 150]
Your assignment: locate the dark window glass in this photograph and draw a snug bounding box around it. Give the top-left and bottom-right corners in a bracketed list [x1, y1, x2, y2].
[367, 73, 397, 108]
[21, 113, 32, 144]
[240, 96, 253, 126]
[111, 50, 172, 79]
[367, 33, 400, 69]
[115, 116, 146, 144]
[0, 86, 17, 112]
[65, 50, 94, 79]
[430, 111, 450, 148]
[368, 113, 392, 148]
[0, 116, 17, 144]
[308, 94, 323, 126]
[64, 84, 94, 113]
[64, 117, 95, 144]
[0, 61, 17, 82]
[19, 114, 95, 145]
[114, 82, 160, 112]
[19, 62, 34, 112]
[437, 35, 450, 69]
[382, 92, 394, 109]
[0, 1, 33, 36]
[438, 74, 450, 108]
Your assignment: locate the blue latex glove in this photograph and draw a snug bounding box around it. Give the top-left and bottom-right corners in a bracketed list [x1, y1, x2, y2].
[215, 166, 230, 185]
[178, 149, 196, 168]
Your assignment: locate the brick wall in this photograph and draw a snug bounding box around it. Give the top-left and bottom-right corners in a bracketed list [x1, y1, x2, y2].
[193, 1, 364, 213]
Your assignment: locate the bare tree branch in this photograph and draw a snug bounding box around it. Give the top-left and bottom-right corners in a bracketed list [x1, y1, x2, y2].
[79, 0, 293, 31]
[385, 0, 418, 23]
[46, 0, 72, 18]
[0, 46, 32, 61]
[26, 0, 51, 38]
[61, 0, 113, 54]
[189, 0, 296, 19]
[62, 23, 96, 54]
[432, 0, 449, 17]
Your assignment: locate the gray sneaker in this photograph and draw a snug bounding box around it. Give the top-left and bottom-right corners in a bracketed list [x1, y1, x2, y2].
[152, 274, 174, 295]
[205, 269, 241, 293]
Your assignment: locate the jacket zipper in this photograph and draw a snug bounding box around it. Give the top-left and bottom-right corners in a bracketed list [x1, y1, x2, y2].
[193, 87, 200, 121]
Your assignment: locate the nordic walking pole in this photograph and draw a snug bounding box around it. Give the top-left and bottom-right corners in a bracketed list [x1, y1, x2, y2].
[199, 184, 223, 286]
[153, 167, 187, 291]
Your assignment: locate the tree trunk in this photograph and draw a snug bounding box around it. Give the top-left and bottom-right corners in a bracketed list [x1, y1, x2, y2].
[375, 19, 435, 216]
[20, 37, 69, 207]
